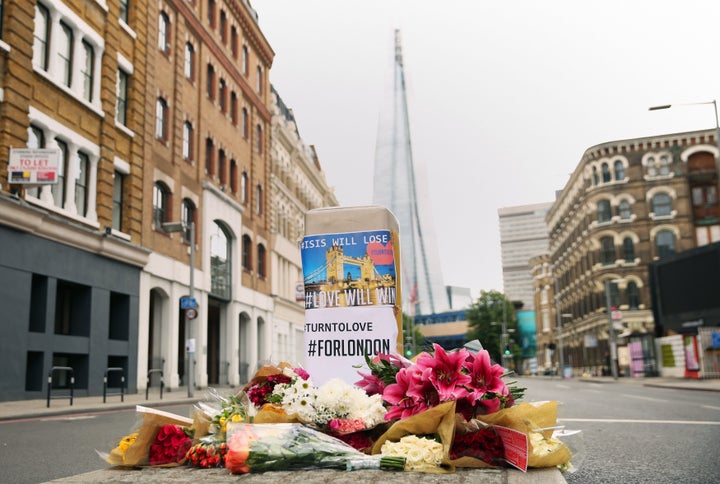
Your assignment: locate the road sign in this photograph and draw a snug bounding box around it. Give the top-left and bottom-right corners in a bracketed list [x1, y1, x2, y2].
[611, 309, 622, 321]
[180, 297, 197, 309]
[185, 308, 198, 320]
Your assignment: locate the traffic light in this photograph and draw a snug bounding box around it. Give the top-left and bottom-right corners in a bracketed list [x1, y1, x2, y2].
[404, 343, 413, 357]
[504, 344, 511, 356]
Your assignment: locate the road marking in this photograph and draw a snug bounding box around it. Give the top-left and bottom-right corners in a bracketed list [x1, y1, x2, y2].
[701, 405, 720, 411]
[555, 384, 571, 389]
[619, 393, 669, 403]
[559, 418, 720, 425]
[40, 415, 97, 422]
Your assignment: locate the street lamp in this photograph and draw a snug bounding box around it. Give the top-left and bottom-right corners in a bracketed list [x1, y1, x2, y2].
[604, 278, 622, 380]
[649, 100, 720, 194]
[163, 221, 196, 397]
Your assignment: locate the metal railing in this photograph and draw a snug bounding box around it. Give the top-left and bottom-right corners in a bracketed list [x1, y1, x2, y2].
[103, 367, 125, 403]
[47, 366, 74, 408]
[146, 368, 164, 400]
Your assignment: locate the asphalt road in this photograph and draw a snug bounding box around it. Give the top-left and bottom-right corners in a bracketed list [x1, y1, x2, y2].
[1, 378, 718, 483]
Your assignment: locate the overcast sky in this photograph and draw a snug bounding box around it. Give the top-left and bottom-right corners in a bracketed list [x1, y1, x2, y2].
[252, 0, 720, 299]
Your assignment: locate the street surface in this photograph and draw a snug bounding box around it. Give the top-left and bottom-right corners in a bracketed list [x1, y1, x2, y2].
[0, 377, 717, 483]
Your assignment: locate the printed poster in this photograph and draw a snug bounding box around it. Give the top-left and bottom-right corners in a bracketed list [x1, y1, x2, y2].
[301, 229, 398, 385]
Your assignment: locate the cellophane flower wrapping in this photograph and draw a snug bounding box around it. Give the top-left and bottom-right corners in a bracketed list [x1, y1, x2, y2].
[101, 405, 194, 467]
[475, 400, 572, 469]
[225, 422, 405, 474]
[371, 400, 456, 473]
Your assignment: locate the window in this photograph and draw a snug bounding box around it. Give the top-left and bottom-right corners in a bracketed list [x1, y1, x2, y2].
[652, 193, 672, 216]
[622, 237, 635, 262]
[646, 156, 657, 176]
[600, 236, 615, 265]
[218, 149, 226, 185]
[256, 124, 262, 153]
[75, 152, 89, 216]
[58, 22, 73, 87]
[231, 92, 238, 125]
[33, 4, 50, 70]
[184, 42, 194, 80]
[256, 66, 263, 93]
[182, 121, 193, 160]
[256, 184, 262, 215]
[257, 244, 266, 277]
[116, 70, 129, 125]
[597, 199, 612, 223]
[219, 10, 227, 43]
[592, 166, 599, 185]
[112, 170, 124, 231]
[207, 64, 215, 100]
[231, 26, 238, 58]
[158, 12, 170, 53]
[242, 234, 252, 271]
[242, 108, 249, 138]
[241, 171, 248, 203]
[119, 0, 129, 24]
[659, 154, 671, 175]
[618, 199, 632, 220]
[153, 182, 170, 228]
[26, 125, 45, 199]
[79, 41, 95, 102]
[614, 160, 625, 180]
[205, 138, 214, 175]
[656, 230, 676, 259]
[692, 185, 717, 206]
[601, 162, 611, 183]
[627, 282, 640, 309]
[606, 281, 621, 309]
[219, 79, 227, 112]
[242, 45, 248, 75]
[230, 159, 237, 193]
[210, 222, 231, 299]
[53, 140, 68, 208]
[181, 199, 195, 244]
[155, 97, 168, 140]
[208, 0, 216, 27]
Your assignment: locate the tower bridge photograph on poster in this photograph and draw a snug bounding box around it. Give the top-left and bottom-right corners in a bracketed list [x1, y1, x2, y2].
[303, 244, 396, 309]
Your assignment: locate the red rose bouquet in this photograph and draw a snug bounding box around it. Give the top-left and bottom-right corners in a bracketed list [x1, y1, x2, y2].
[148, 424, 193, 465]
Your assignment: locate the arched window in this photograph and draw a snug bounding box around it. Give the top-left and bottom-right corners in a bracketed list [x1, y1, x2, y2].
[58, 22, 73, 87]
[155, 97, 168, 140]
[210, 222, 231, 299]
[614, 160, 625, 180]
[182, 121, 193, 160]
[242, 108, 249, 138]
[659, 154, 671, 175]
[242, 234, 252, 271]
[622, 237, 635, 262]
[206, 64, 215, 100]
[33, 3, 50, 70]
[656, 230, 676, 258]
[242, 46, 249, 75]
[181, 199, 195, 244]
[158, 11, 170, 54]
[205, 137, 214, 175]
[646, 156, 657, 176]
[618, 199, 632, 220]
[592, 166, 599, 185]
[627, 281, 640, 309]
[606, 281, 621, 309]
[81, 41, 94, 102]
[652, 193, 672, 216]
[600, 236, 615, 265]
[241, 171, 248, 204]
[257, 243, 266, 277]
[218, 149, 226, 185]
[601, 162, 611, 183]
[153, 182, 170, 228]
[597, 199, 612, 223]
[256, 184, 262, 215]
[184, 42, 194, 80]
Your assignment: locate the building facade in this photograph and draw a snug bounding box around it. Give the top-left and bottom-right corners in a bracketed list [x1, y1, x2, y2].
[538, 129, 719, 377]
[269, 85, 338, 367]
[498, 202, 553, 309]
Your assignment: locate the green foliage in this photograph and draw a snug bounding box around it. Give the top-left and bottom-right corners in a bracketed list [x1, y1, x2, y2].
[466, 290, 519, 364]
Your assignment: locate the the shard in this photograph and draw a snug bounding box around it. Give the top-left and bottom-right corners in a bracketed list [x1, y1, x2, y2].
[372, 30, 448, 317]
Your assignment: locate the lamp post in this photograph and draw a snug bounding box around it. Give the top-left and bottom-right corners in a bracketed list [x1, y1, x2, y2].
[163, 221, 196, 397]
[604, 279, 619, 380]
[649, 100, 720, 194]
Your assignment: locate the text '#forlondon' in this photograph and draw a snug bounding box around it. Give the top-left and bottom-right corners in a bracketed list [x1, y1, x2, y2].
[306, 338, 391, 357]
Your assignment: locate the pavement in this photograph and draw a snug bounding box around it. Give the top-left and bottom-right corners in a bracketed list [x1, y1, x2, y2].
[3, 376, 718, 483]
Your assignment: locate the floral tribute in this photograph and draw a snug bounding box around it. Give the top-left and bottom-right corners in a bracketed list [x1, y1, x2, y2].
[186, 441, 227, 468]
[357, 343, 524, 421]
[148, 424, 193, 465]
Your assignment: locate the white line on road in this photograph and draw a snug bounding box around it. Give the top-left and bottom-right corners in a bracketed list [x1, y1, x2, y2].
[619, 392, 670, 403]
[701, 405, 720, 411]
[40, 415, 97, 422]
[559, 418, 720, 425]
[555, 384, 571, 389]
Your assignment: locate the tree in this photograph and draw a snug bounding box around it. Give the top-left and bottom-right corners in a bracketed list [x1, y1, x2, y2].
[466, 290, 519, 364]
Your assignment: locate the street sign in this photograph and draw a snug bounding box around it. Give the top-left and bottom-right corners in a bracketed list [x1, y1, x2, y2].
[180, 297, 197, 309]
[185, 308, 198, 320]
[611, 309, 622, 321]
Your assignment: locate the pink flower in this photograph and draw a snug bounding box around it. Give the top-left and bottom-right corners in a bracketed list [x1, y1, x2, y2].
[293, 367, 310, 380]
[415, 344, 471, 401]
[383, 367, 421, 420]
[464, 350, 506, 394]
[355, 370, 385, 396]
